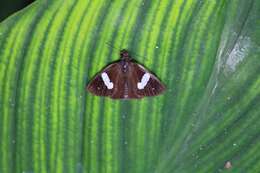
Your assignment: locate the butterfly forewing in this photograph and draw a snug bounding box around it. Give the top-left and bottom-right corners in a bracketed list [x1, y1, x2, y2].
[87, 63, 120, 96]
[132, 63, 165, 97]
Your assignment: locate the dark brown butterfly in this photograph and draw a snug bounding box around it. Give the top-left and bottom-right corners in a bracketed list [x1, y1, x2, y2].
[87, 50, 166, 99]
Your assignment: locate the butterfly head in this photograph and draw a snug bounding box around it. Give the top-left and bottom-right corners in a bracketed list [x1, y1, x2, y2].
[120, 49, 131, 60]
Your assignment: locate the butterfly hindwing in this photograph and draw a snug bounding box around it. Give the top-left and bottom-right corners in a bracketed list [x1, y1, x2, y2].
[110, 63, 140, 99]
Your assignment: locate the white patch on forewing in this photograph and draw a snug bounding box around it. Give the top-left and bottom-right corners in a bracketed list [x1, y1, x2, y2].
[101, 72, 113, 89]
[137, 73, 150, 89]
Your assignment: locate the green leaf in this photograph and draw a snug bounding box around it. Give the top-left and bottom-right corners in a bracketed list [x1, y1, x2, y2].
[0, 0, 259, 173]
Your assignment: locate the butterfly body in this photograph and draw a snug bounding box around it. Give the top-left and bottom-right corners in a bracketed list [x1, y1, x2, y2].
[87, 50, 165, 99]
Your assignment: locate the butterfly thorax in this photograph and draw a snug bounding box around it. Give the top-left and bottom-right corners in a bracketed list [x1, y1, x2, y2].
[120, 50, 132, 73]
[120, 59, 131, 73]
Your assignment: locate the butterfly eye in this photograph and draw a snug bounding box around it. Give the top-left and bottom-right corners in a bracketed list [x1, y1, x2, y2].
[120, 49, 129, 58]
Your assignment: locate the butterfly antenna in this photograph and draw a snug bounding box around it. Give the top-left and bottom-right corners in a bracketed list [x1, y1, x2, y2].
[130, 51, 147, 60]
[105, 42, 147, 60]
[105, 42, 121, 51]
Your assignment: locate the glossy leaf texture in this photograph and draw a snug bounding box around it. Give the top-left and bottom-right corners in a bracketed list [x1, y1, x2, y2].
[0, 0, 259, 173]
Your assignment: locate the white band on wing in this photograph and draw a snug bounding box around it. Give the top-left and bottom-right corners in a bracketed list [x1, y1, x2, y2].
[101, 72, 113, 89]
[137, 73, 150, 89]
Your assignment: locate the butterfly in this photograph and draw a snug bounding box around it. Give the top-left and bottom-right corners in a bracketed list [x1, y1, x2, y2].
[87, 49, 166, 99]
